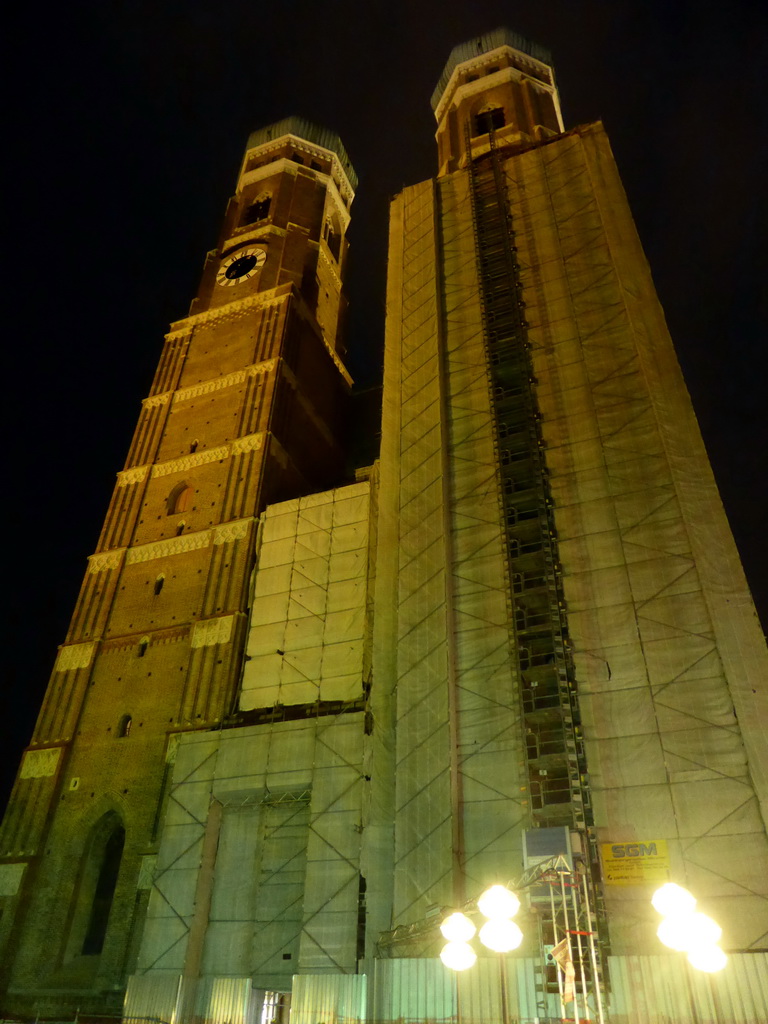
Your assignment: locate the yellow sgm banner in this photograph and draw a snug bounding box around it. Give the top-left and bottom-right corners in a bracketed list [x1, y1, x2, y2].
[601, 840, 670, 885]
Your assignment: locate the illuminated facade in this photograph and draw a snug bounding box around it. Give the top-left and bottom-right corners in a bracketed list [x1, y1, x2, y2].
[0, 117, 358, 1016]
[2, 29, 767, 1024]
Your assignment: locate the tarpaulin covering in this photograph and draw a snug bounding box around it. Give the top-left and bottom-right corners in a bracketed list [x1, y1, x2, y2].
[502, 125, 768, 952]
[242, 483, 371, 710]
[381, 173, 527, 926]
[134, 713, 364, 988]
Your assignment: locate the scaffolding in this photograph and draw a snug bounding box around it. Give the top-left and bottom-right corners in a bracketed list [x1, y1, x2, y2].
[464, 122, 607, 987]
[523, 855, 605, 1022]
[379, 853, 605, 1022]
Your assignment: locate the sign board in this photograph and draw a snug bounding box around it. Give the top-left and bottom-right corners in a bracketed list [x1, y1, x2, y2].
[601, 839, 669, 885]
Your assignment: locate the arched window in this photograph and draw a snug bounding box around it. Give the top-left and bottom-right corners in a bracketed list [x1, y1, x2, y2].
[117, 714, 132, 738]
[137, 637, 149, 658]
[82, 823, 124, 954]
[66, 812, 125, 960]
[176, 521, 186, 537]
[167, 482, 192, 515]
[154, 574, 165, 596]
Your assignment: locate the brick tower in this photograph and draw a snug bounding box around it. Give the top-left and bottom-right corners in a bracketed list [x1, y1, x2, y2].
[0, 118, 356, 1016]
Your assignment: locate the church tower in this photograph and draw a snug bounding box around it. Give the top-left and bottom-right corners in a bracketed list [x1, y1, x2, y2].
[0, 118, 356, 1016]
[376, 26, 768, 1019]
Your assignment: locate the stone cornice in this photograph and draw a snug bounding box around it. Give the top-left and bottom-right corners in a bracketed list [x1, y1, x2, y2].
[238, 144, 355, 206]
[140, 360, 276, 413]
[166, 287, 292, 339]
[100, 624, 191, 653]
[144, 392, 171, 408]
[118, 433, 265, 486]
[190, 614, 236, 648]
[231, 434, 264, 455]
[433, 46, 554, 123]
[119, 466, 149, 485]
[124, 530, 212, 564]
[167, 286, 351, 384]
[212, 519, 252, 545]
[88, 550, 125, 574]
[174, 360, 276, 404]
[150, 443, 231, 479]
[90, 518, 255, 569]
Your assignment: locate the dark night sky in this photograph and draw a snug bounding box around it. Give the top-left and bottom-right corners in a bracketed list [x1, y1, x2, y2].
[3, 0, 766, 809]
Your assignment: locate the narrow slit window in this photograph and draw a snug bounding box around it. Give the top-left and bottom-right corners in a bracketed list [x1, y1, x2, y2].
[117, 714, 132, 738]
[154, 575, 165, 596]
[138, 638, 149, 658]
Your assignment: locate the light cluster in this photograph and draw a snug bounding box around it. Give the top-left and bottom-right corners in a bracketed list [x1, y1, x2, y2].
[651, 883, 727, 973]
[439, 884, 523, 971]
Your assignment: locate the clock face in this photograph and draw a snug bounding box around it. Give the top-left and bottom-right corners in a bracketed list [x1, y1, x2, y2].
[216, 246, 266, 287]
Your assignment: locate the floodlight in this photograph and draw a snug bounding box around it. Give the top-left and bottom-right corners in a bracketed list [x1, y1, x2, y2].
[477, 884, 521, 920]
[657, 914, 695, 952]
[440, 912, 476, 943]
[688, 913, 722, 947]
[687, 944, 728, 973]
[657, 911, 722, 952]
[479, 919, 523, 952]
[440, 941, 477, 971]
[651, 883, 696, 917]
